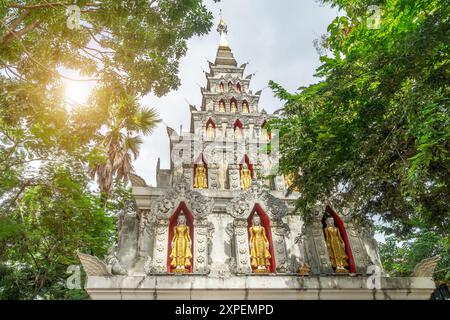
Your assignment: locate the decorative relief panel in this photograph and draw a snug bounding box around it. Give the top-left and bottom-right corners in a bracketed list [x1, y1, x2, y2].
[302, 212, 333, 274]
[229, 165, 240, 190]
[151, 220, 169, 273]
[148, 179, 215, 274]
[225, 181, 288, 223]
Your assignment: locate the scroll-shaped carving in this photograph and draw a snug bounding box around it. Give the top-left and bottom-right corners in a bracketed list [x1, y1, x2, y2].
[77, 252, 110, 276]
[152, 178, 214, 220]
[412, 256, 441, 277]
[226, 181, 288, 222]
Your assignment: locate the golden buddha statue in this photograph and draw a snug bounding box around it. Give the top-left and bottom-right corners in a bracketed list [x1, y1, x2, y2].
[193, 164, 208, 189]
[249, 215, 271, 273]
[219, 82, 224, 93]
[234, 126, 242, 140]
[219, 101, 225, 112]
[206, 123, 215, 139]
[230, 101, 237, 112]
[324, 217, 349, 273]
[240, 164, 252, 189]
[242, 102, 249, 113]
[169, 214, 192, 273]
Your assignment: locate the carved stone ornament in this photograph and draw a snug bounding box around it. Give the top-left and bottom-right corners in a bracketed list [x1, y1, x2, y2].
[412, 256, 441, 277]
[151, 178, 214, 220]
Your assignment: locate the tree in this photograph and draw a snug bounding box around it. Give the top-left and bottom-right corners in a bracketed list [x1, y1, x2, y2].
[269, 0, 449, 276]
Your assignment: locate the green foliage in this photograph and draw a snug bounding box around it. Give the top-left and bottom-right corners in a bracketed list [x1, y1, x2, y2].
[270, 0, 449, 278]
[379, 226, 450, 282]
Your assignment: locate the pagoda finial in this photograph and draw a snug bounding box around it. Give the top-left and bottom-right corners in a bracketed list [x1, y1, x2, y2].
[216, 10, 228, 47]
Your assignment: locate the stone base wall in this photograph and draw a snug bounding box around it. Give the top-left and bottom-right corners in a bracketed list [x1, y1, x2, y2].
[86, 275, 435, 300]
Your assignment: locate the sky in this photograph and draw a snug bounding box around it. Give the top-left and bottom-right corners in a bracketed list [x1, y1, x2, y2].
[134, 0, 339, 186]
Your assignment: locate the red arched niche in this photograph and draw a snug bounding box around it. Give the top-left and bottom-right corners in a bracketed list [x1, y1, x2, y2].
[193, 153, 208, 188]
[167, 202, 195, 273]
[239, 154, 254, 178]
[322, 206, 357, 273]
[247, 204, 276, 273]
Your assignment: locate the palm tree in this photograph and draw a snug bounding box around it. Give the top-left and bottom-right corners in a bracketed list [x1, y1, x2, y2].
[91, 95, 160, 201]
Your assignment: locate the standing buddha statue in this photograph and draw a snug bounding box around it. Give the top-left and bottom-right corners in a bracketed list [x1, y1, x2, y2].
[193, 164, 208, 189]
[169, 214, 193, 273]
[249, 215, 271, 273]
[240, 163, 252, 189]
[324, 217, 349, 273]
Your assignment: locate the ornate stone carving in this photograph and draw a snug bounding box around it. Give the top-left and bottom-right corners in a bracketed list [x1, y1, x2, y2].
[129, 173, 147, 187]
[106, 245, 128, 275]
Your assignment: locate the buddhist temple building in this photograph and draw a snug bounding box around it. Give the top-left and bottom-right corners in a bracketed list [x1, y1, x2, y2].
[80, 17, 437, 300]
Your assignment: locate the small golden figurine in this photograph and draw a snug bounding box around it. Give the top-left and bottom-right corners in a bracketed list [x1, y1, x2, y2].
[219, 100, 225, 112]
[219, 82, 224, 93]
[298, 261, 311, 276]
[230, 101, 237, 112]
[206, 123, 215, 139]
[193, 164, 208, 189]
[242, 102, 249, 113]
[324, 217, 349, 273]
[169, 214, 193, 273]
[249, 215, 272, 273]
[240, 164, 252, 189]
